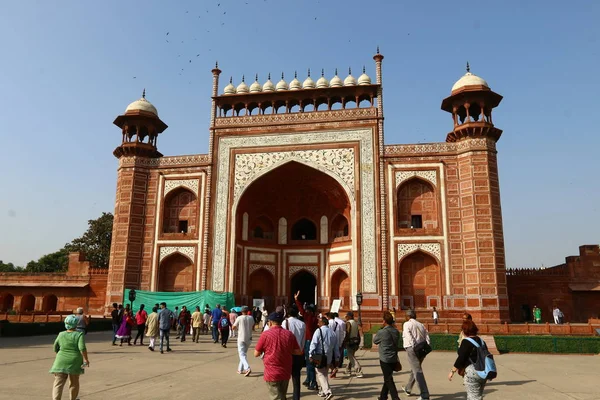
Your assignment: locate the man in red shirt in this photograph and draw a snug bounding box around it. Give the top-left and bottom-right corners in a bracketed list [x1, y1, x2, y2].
[295, 291, 319, 390]
[254, 312, 302, 400]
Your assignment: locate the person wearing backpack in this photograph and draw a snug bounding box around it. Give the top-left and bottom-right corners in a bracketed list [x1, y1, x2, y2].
[218, 310, 231, 348]
[449, 320, 496, 400]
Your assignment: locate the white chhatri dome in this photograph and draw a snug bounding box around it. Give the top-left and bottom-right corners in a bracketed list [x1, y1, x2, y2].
[303, 69, 316, 89]
[316, 69, 329, 88]
[451, 63, 489, 92]
[223, 77, 237, 95]
[263, 73, 275, 92]
[330, 68, 342, 87]
[344, 68, 357, 86]
[276, 73, 289, 91]
[125, 90, 158, 116]
[236, 76, 249, 94]
[357, 66, 371, 85]
[250, 74, 262, 93]
[289, 71, 302, 90]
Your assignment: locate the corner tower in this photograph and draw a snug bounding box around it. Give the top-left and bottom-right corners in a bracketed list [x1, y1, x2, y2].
[441, 64, 509, 321]
[105, 91, 168, 311]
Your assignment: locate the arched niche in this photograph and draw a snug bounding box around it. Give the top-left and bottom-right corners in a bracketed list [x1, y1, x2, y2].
[251, 215, 275, 241]
[397, 178, 439, 231]
[0, 293, 14, 311]
[399, 251, 441, 310]
[158, 253, 194, 292]
[162, 188, 198, 235]
[291, 218, 317, 241]
[20, 294, 35, 312]
[330, 214, 350, 241]
[42, 294, 58, 312]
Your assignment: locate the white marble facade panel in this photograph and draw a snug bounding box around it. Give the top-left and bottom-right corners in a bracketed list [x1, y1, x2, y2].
[213, 129, 377, 293]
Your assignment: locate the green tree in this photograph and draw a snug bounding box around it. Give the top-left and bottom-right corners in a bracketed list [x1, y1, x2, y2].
[0, 261, 21, 272]
[64, 212, 113, 268]
[24, 249, 69, 272]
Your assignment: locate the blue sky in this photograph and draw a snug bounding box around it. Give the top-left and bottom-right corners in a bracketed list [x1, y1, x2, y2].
[0, 1, 598, 268]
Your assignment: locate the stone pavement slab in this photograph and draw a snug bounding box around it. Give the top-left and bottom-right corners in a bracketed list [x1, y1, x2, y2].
[0, 331, 598, 400]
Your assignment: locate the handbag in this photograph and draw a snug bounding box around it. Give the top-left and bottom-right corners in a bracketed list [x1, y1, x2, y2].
[393, 360, 402, 372]
[310, 328, 328, 368]
[385, 328, 402, 372]
[407, 320, 432, 359]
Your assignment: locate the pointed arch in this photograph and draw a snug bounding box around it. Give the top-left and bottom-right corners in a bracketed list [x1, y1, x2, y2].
[20, 294, 35, 312]
[158, 252, 194, 292]
[162, 187, 199, 234]
[397, 177, 439, 230]
[399, 250, 442, 310]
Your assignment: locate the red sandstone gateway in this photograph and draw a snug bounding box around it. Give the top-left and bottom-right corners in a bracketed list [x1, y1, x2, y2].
[2, 52, 598, 326]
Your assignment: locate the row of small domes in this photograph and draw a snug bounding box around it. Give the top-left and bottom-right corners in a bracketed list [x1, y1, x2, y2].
[223, 68, 372, 95]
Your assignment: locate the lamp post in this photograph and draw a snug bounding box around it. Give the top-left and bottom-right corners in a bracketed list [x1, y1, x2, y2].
[356, 291, 363, 327]
[128, 289, 137, 311]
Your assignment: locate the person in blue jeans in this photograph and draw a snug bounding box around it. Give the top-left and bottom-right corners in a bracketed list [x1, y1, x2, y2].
[158, 302, 174, 354]
[211, 303, 223, 343]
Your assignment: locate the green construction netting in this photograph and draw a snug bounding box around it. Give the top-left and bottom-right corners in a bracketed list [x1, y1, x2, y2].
[124, 289, 235, 312]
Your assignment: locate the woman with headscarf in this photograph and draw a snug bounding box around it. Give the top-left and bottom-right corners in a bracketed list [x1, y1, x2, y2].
[116, 309, 135, 346]
[49, 314, 90, 400]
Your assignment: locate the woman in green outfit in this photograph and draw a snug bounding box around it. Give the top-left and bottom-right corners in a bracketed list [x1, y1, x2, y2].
[49, 314, 90, 400]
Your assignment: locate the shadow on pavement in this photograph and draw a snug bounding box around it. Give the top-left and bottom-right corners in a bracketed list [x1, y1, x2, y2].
[487, 379, 536, 386]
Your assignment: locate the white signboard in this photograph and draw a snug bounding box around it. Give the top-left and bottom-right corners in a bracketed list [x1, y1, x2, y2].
[253, 299, 265, 310]
[330, 299, 342, 313]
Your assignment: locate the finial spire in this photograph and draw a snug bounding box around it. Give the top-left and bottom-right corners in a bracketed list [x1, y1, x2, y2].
[215, 61, 219, 68]
[255, 73, 258, 81]
[335, 68, 338, 75]
[229, 76, 232, 83]
[377, 45, 380, 54]
[362, 65, 366, 73]
[321, 68, 324, 77]
[307, 68, 311, 77]
[268, 72, 271, 80]
[294, 70, 297, 78]
[466, 62, 470, 73]
[142, 88, 146, 99]
[349, 67, 352, 75]
[281, 72, 284, 79]
[242, 74, 245, 82]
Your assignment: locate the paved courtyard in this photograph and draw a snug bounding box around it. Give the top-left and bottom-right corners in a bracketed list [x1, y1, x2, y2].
[0, 331, 598, 400]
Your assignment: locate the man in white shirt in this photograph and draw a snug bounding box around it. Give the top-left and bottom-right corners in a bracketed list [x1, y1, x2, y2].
[333, 312, 346, 370]
[282, 307, 306, 400]
[402, 309, 430, 400]
[310, 317, 339, 400]
[232, 305, 255, 376]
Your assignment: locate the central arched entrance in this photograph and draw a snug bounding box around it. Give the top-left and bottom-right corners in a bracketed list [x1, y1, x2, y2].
[291, 271, 318, 306]
[234, 160, 352, 307]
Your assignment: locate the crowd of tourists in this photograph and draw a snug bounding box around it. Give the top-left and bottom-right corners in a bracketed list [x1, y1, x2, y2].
[49, 297, 497, 400]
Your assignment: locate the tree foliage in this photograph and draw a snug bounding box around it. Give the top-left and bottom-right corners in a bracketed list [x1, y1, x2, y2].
[24, 249, 69, 273]
[0, 261, 22, 272]
[64, 212, 113, 269]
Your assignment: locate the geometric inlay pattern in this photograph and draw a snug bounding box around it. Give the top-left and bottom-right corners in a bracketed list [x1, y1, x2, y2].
[397, 243, 441, 262]
[248, 263, 276, 277]
[234, 148, 355, 200]
[213, 128, 376, 293]
[330, 263, 350, 277]
[159, 246, 196, 263]
[289, 265, 319, 279]
[395, 170, 437, 188]
[164, 179, 200, 197]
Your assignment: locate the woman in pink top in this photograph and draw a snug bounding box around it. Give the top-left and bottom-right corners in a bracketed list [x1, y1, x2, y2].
[133, 304, 148, 345]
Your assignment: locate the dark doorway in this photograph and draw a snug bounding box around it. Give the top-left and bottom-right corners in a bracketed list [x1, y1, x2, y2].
[291, 271, 317, 306]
